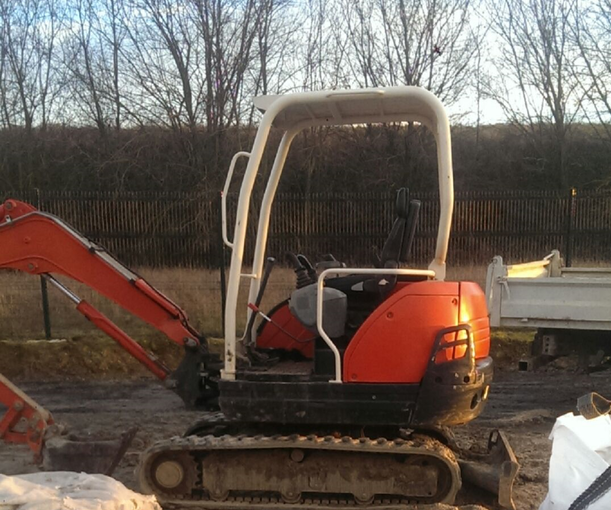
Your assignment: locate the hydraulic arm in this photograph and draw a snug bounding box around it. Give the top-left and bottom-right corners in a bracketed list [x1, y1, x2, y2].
[0, 199, 218, 408]
[0, 373, 53, 459]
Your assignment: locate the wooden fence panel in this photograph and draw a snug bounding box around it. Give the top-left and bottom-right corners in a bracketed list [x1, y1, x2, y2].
[0, 189, 609, 267]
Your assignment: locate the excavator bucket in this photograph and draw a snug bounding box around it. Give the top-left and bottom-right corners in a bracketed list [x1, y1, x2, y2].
[458, 430, 519, 510]
[0, 373, 53, 461]
[43, 427, 138, 475]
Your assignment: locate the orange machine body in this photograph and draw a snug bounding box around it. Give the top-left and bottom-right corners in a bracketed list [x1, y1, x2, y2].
[257, 280, 490, 384]
[344, 280, 489, 383]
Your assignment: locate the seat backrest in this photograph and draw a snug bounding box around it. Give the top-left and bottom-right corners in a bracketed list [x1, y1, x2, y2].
[377, 188, 420, 268]
[326, 189, 421, 300]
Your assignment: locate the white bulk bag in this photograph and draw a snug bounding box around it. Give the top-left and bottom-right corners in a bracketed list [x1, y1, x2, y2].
[540, 412, 611, 510]
[0, 472, 160, 510]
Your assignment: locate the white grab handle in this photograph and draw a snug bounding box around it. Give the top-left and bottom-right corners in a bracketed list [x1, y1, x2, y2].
[221, 151, 250, 249]
[317, 267, 435, 383]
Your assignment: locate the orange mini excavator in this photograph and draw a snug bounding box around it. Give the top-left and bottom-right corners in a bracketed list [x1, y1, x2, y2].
[0, 87, 518, 509]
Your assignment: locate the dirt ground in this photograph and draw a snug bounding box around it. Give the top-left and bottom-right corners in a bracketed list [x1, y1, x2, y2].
[3, 365, 610, 510]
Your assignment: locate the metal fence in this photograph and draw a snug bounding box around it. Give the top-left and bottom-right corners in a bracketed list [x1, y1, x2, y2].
[3, 188, 610, 268]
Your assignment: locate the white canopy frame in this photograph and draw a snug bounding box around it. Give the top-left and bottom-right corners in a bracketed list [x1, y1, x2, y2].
[221, 86, 455, 380]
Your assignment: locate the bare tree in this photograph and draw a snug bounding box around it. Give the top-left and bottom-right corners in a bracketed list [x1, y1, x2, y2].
[64, 0, 107, 133]
[103, 0, 124, 130]
[193, 0, 264, 132]
[0, 1, 16, 128]
[571, 0, 611, 143]
[240, 0, 298, 136]
[487, 0, 581, 188]
[63, 0, 129, 135]
[336, 0, 379, 87]
[337, 0, 479, 105]
[322, 0, 481, 192]
[1, 0, 64, 131]
[300, 0, 340, 90]
[120, 0, 205, 131]
[251, 0, 296, 96]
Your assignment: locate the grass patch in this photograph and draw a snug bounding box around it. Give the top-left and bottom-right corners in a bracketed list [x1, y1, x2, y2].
[490, 328, 535, 370]
[0, 267, 297, 341]
[0, 335, 184, 381]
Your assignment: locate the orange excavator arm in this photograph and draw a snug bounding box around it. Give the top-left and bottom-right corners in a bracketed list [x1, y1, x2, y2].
[0, 372, 53, 460]
[0, 199, 219, 409]
[0, 199, 200, 347]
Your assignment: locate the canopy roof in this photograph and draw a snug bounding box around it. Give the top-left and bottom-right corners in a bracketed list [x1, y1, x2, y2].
[253, 87, 447, 132]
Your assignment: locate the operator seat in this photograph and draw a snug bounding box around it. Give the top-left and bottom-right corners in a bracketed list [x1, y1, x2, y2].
[286, 188, 421, 339]
[375, 187, 418, 269]
[308, 188, 422, 377]
[325, 187, 421, 300]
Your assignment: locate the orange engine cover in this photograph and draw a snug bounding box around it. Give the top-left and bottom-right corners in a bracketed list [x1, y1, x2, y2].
[343, 280, 490, 383]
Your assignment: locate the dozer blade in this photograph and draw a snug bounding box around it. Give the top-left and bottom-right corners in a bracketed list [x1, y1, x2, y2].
[43, 427, 138, 475]
[458, 430, 519, 510]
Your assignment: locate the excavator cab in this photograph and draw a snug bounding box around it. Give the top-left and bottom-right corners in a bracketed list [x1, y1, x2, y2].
[140, 87, 517, 508]
[215, 87, 492, 429]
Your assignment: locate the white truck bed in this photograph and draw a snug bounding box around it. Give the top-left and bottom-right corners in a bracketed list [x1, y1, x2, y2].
[485, 250, 611, 331]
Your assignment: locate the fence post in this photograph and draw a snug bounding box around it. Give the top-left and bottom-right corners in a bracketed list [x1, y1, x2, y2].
[35, 188, 52, 339]
[565, 187, 577, 268]
[217, 192, 227, 335]
[40, 277, 52, 340]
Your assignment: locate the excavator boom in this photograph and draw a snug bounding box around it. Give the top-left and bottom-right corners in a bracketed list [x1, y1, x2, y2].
[0, 199, 199, 346]
[0, 199, 218, 410]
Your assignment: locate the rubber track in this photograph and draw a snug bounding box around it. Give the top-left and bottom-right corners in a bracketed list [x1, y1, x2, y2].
[139, 432, 461, 509]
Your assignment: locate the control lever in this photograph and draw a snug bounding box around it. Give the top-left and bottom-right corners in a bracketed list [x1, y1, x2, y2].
[317, 253, 346, 271]
[248, 303, 315, 345]
[297, 254, 317, 283]
[286, 252, 313, 289]
[244, 257, 276, 347]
